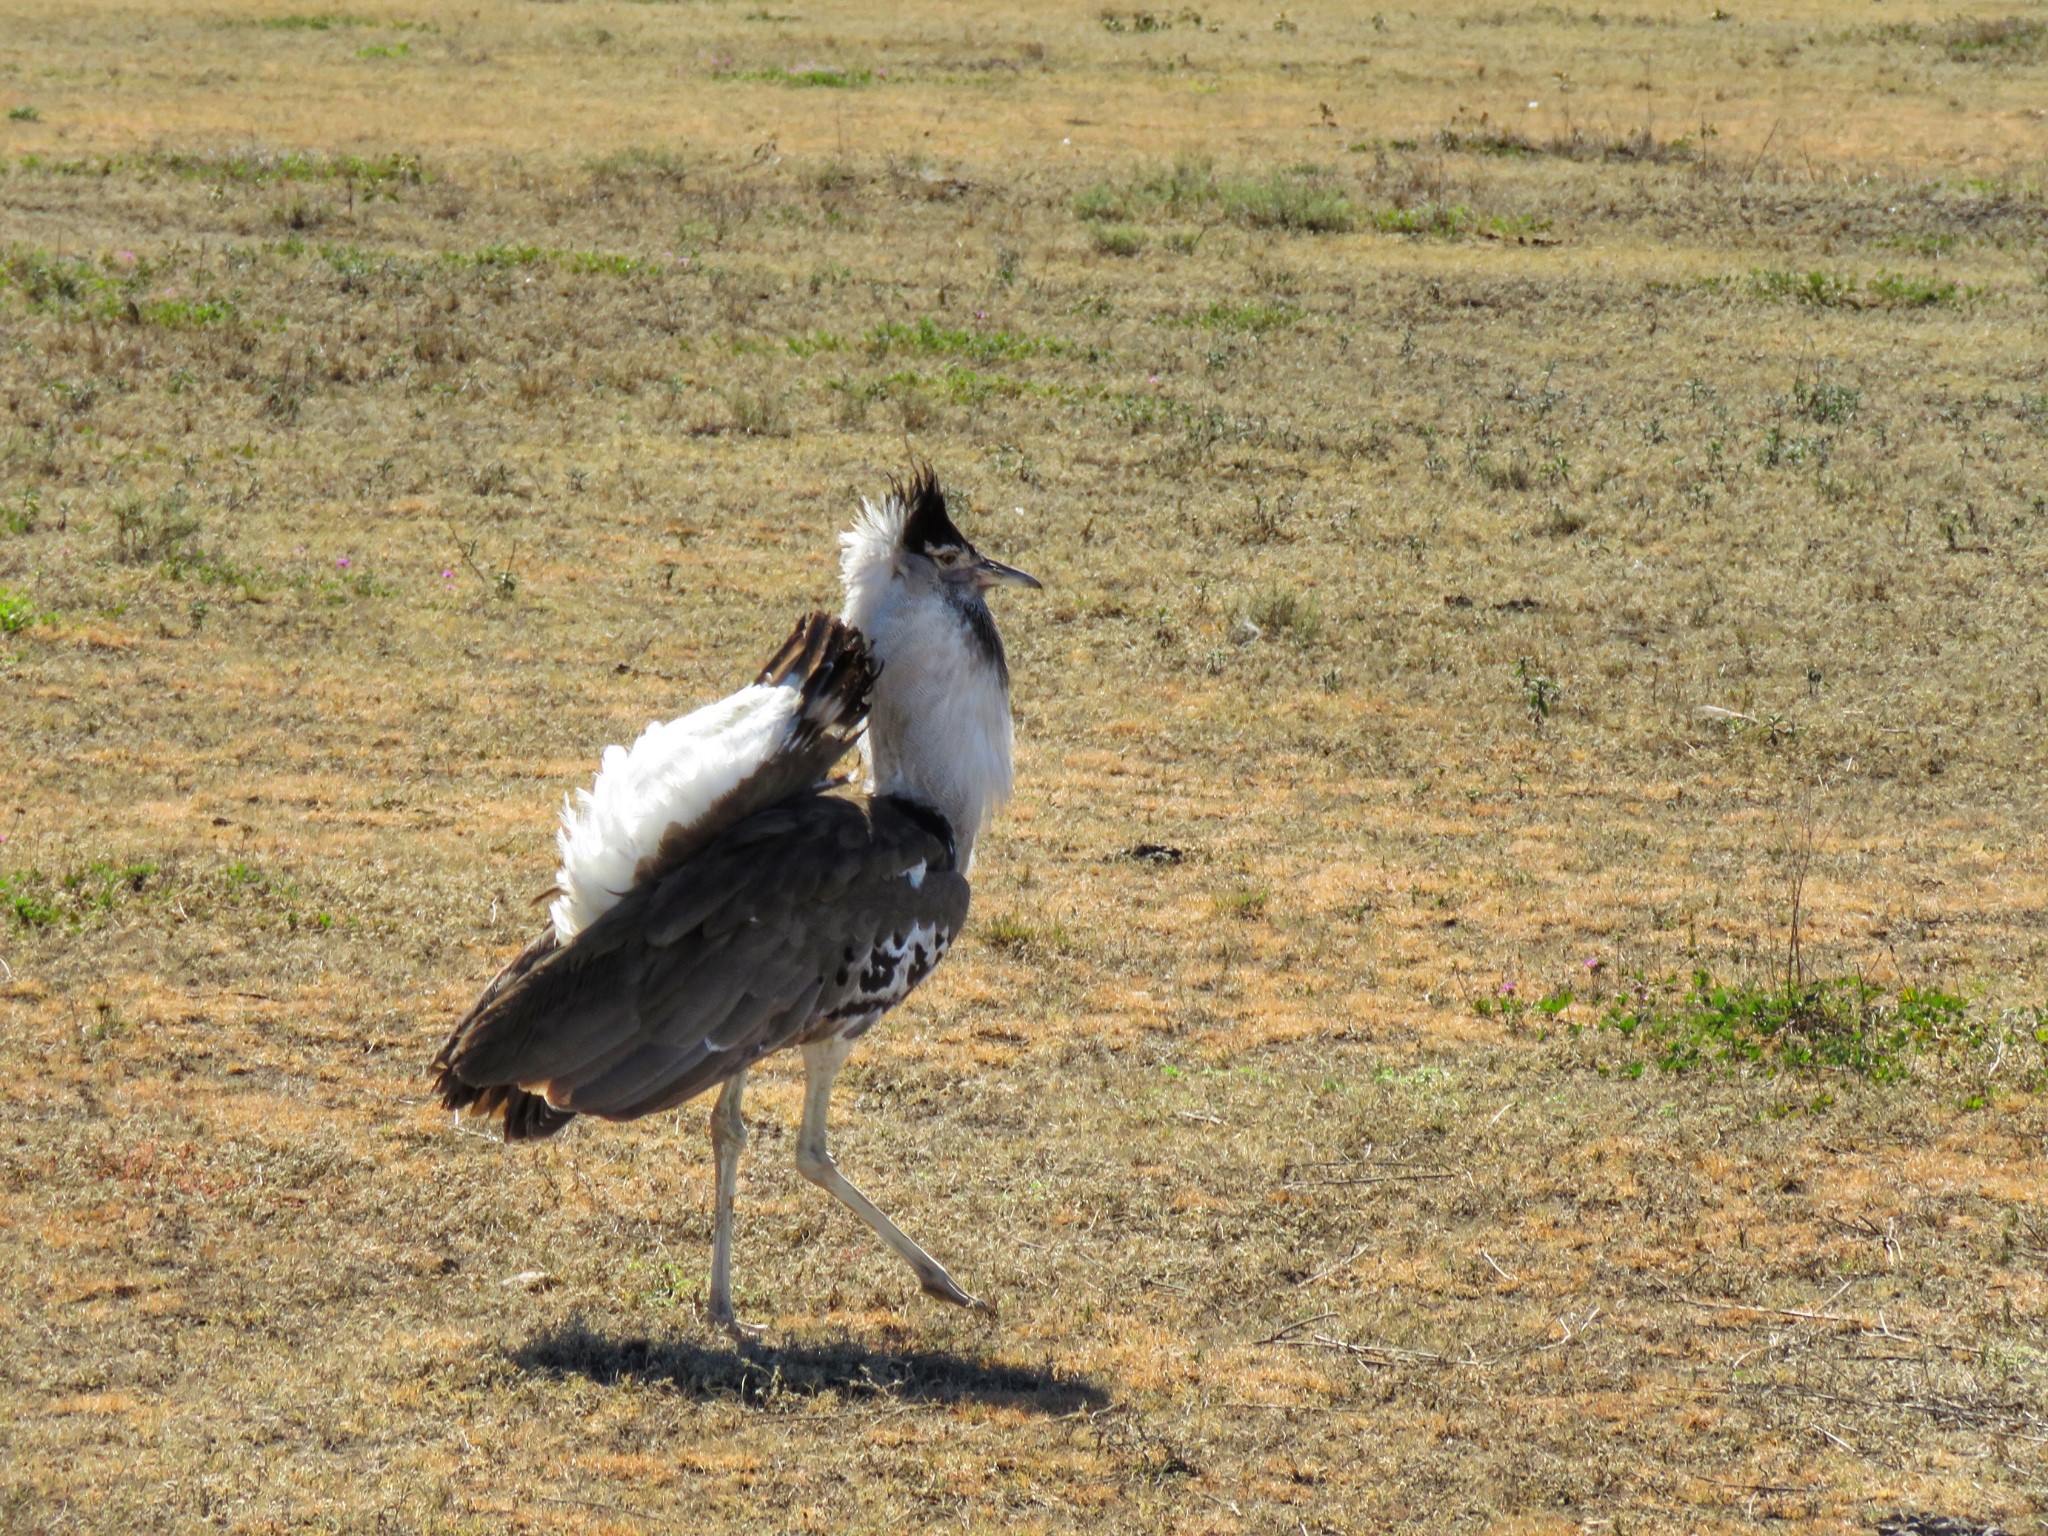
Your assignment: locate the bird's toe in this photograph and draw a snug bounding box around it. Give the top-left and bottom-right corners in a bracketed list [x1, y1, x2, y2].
[921, 1272, 989, 1311]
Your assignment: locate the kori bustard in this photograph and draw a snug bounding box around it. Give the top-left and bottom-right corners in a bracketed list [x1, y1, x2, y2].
[431, 469, 1037, 1335]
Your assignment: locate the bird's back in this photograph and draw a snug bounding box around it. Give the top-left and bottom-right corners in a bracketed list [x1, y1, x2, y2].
[433, 788, 968, 1132]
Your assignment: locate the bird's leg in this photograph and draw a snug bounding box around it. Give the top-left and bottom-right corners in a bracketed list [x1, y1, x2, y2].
[795, 1037, 985, 1310]
[707, 1069, 763, 1341]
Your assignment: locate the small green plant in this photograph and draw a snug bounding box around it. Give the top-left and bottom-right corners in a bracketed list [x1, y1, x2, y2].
[717, 64, 875, 87]
[1750, 268, 1859, 307]
[1, 862, 156, 928]
[1073, 184, 1130, 222]
[1514, 656, 1558, 727]
[1218, 171, 1355, 233]
[982, 913, 1073, 953]
[1864, 272, 1961, 309]
[0, 587, 35, 634]
[1244, 584, 1320, 644]
[1214, 888, 1270, 920]
[1792, 375, 1860, 424]
[256, 13, 372, 29]
[1175, 298, 1301, 334]
[8, 106, 39, 123]
[113, 488, 202, 565]
[865, 316, 1064, 365]
[1091, 223, 1147, 257]
[137, 296, 236, 328]
[1370, 202, 1476, 237]
[1, 872, 58, 927]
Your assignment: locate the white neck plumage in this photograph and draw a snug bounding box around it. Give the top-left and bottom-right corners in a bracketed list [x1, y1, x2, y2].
[840, 596, 1012, 876]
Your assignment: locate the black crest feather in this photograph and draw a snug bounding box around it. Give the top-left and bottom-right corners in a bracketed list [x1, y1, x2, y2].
[895, 464, 968, 555]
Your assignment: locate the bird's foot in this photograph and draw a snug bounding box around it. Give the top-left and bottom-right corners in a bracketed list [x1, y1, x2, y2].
[708, 1306, 767, 1343]
[921, 1270, 992, 1312]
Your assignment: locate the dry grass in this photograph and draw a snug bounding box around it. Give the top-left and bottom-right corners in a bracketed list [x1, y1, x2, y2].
[3, 1, 2047, 1531]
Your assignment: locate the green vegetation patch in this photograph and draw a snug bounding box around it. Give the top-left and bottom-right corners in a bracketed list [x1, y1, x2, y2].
[1862, 16, 2046, 61]
[1217, 171, 1357, 233]
[240, 13, 436, 31]
[1436, 124, 1700, 163]
[0, 247, 133, 312]
[1170, 298, 1302, 333]
[714, 64, 875, 87]
[0, 586, 38, 634]
[444, 244, 652, 276]
[15, 148, 426, 188]
[1074, 158, 1535, 241]
[2, 862, 159, 929]
[865, 316, 1066, 365]
[1489, 970, 2038, 1084]
[1, 248, 239, 327]
[1744, 267, 1975, 309]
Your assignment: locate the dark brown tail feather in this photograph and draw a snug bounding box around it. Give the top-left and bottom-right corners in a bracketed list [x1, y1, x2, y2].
[438, 1080, 578, 1141]
[431, 926, 579, 1140]
[756, 611, 878, 746]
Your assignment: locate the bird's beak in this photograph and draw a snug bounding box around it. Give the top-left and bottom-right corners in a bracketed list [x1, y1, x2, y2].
[972, 553, 1042, 592]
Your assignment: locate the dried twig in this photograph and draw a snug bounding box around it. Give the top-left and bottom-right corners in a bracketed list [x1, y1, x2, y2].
[1283, 1170, 1457, 1189]
[1723, 1383, 2047, 1441]
[1680, 1296, 1979, 1355]
[1288, 1333, 1449, 1365]
[1294, 1244, 1371, 1289]
[533, 1492, 657, 1523]
[1252, 1311, 1336, 1347]
[1682, 1471, 1813, 1496]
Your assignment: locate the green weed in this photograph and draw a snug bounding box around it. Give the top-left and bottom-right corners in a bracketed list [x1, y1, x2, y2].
[1589, 971, 1982, 1081]
[865, 317, 1065, 365]
[248, 14, 434, 31]
[983, 913, 1074, 953]
[1091, 223, 1147, 257]
[1244, 584, 1321, 644]
[1214, 888, 1270, 920]
[1218, 172, 1355, 233]
[717, 65, 874, 87]
[1792, 375, 1860, 424]
[0, 587, 35, 635]
[2, 862, 157, 928]
[1172, 299, 1301, 334]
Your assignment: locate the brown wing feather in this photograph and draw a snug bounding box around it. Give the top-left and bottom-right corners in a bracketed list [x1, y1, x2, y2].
[433, 794, 968, 1134]
[430, 613, 879, 1140]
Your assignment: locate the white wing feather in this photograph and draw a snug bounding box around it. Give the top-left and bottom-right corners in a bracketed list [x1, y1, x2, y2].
[549, 682, 804, 942]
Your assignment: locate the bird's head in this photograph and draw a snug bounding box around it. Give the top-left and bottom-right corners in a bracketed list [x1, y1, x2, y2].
[839, 467, 1039, 673]
[840, 466, 1038, 862]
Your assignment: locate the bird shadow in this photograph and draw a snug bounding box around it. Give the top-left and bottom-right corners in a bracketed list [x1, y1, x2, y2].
[512, 1316, 1111, 1416]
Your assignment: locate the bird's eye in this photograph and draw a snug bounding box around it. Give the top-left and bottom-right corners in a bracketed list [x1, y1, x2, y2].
[927, 544, 966, 568]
